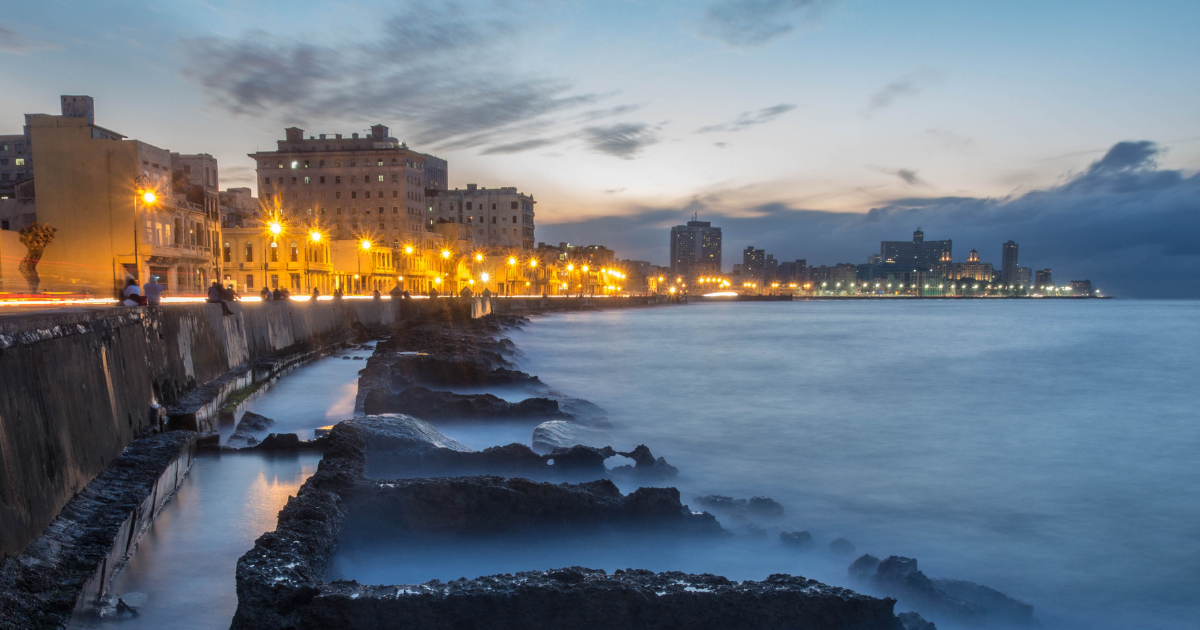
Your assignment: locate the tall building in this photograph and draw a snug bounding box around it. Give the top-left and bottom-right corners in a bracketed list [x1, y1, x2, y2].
[10, 95, 221, 295]
[428, 183, 536, 250]
[1001, 240, 1019, 285]
[248, 125, 442, 244]
[742, 246, 765, 281]
[0, 135, 32, 195]
[1036, 269, 1053, 288]
[669, 219, 722, 279]
[881, 228, 952, 271]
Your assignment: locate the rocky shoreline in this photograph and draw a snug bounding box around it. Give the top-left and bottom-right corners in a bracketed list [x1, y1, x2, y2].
[229, 309, 1039, 629]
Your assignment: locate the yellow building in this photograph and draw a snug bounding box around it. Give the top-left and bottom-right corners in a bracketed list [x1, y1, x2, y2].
[19, 97, 221, 296]
[220, 222, 332, 294]
[330, 238, 397, 294]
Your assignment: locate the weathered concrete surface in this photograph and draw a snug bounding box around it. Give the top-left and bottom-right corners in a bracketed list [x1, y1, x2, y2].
[0, 431, 195, 630]
[0, 299, 394, 557]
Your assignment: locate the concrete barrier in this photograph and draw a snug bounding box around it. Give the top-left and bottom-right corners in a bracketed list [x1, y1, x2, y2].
[0, 299, 395, 557]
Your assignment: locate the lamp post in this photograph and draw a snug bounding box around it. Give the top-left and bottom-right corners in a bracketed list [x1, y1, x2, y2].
[132, 186, 157, 287]
[307, 229, 322, 293]
[360, 239, 372, 294]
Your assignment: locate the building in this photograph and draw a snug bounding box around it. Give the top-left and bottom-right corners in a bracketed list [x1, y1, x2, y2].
[742, 246, 765, 282]
[1070, 280, 1093, 296]
[10, 95, 221, 295]
[881, 229, 952, 271]
[1001, 240, 1019, 285]
[330, 239, 396, 294]
[1036, 269, 1053, 289]
[940, 249, 995, 282]
[249, 125, 439, 244]
[1014, 266, 1032, 288]
[669, 219, 722, 280]
[0, 135, 32, 195]
[428, 183, 536, 250]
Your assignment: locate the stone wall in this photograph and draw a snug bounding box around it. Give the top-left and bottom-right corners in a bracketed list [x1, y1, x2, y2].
[0, 298, 395, 557]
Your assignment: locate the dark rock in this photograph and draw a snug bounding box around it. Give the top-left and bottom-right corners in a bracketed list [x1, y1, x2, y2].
[609, 444, 680, 480]
[353, 356, 364, 360]
[898, 611, 938, 630]
[546, 445, 618, 476]
[342, 356, 351, 360]
[781, 530, 814, 548]
[693, 494, 785, 520]
[228, 411, 275, 448]
[531, 419, 613, 453]
[363, 386, 566, 420]
[829, 537, 857, 556]
[254, 433, 302, 451]
[196, 431, 221, 450]
[851, 555, 1039, 628]
[849, 554, 881, 581]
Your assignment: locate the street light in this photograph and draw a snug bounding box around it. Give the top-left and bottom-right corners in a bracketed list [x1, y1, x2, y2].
[475, 253, 484, 262]
[142, 191, 157, 204]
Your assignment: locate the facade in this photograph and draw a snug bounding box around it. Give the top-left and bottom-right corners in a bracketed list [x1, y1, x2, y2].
[1001, 240, 1019, 285]
[940, 249, 995, 282]
[13, 95, 221, 295]
[0, 134, 32, 194]
[330, 239, 397, 294]
[219, 225, 333, 294]
[1014, 266, 1032, 288]
[249, 125, 438, 244]
[669, 220, 722, 280]
[1036, 269, 1053, 288]
[742, 246, 765, 281]
[428, 183, 536, 250]
[881, 229, 952, 271]
[1070, 280, 1093, 296]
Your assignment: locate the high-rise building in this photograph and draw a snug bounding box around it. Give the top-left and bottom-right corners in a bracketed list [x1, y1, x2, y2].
[1036, 269, 1053, 288]
[881, 228, 952, 271]
[249, 125, 442, 244]
[742, 246, 765, 281]
[428, 183, 536, 251]
[669, 219, 722, 279]
[1070, 280, 1093, 296]
[1001, 240, 1019, 284]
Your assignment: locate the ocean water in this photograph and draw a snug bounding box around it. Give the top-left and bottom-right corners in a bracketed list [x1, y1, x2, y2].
[497, 300, 1200, 630]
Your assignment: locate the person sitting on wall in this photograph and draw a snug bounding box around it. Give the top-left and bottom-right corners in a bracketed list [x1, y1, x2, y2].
[281, 288, 291, 300]
[373, 289, 381, 300]
[401, 290, 411, 299]
[260, 286, 271, 301]
[311, 287, 321, 300]
[143, 276, 167, 306]
[207, 280, 233, 316]
[333, 287, 344, 300]
[121, 278, 141, 307]
[224, 284, 239, 302]
[428, 287, 439, 299]
[272, 287, 283, 301]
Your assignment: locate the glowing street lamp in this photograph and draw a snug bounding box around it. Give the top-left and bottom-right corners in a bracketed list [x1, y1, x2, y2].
[442, 249, 451, 259]
[269, 222, 283, 236]
[475, 253, 484, 262]
[142, 191, 157, 204]
[404, 245, 413, 254]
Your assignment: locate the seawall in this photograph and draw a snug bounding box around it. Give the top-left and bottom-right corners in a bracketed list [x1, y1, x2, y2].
[0, 299, 395, 557]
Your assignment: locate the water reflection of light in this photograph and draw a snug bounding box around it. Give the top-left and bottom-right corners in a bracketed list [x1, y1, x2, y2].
[242, 463, 318, 536]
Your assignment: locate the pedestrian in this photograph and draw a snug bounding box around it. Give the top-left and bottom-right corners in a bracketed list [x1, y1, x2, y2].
[121, 278, 141, 307]
[272, 287, 283, 301]
[401, 290, 411, 299]
[373, 289, 381, 300]
[333, 287, 344, 300]
[281, 287, 291, 300]
[223, 284, 239, 302]
[260, 286, 271, 301]
[428, 287, 439, 299]
[311, 287, 321, 300]
[207, 281, 233, 316]
[142, 275, 167, 306]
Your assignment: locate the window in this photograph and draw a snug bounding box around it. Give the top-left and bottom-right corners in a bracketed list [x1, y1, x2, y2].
[319, 160, 325, 167]
[351, 175, 357, 183]
[304, 160, 309, 168]
[245, 242, 254, 262]
[291, 273, 301, 289]
[513, 215, 517, 223]
[377, 160, 384, 166]
[392, 206, 399, 214]
[492, 204, 496, 210]
[334, 161, 341, 167]
[292, 177, 298, 184]
[335, 191, 342, 199]
[277, 177, 283, 185]
[223, 242, 231, 262]
[270, 242, 278, 262]
[174, 218, 182, 245]
[365, 191, 370, 199]
[492, 216, 497, 224]
[335, 176, 342, 184]
[289, 242, 299, 262]
[336, 207, 342, 215]
[304, 176, 310, 184]
[319, 176, 325, 184]
[467, 202, 473, 210]
[511, 201, 519, 209]
[351, 207, 357, 215]
[351, 191, 357, 199]
[391, 174, 398, 183]
[271, 274, 279, 289]
[349, 160, 356, 167]
[377, 175, 384, 182]
[392, 190, 398, 198]
[246, 275, 254, 289]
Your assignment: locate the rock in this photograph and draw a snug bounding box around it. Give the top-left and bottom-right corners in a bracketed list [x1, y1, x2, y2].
[353, 356, 364, 360]
[897, 611, 938, 630]
[693, 494, 784, 520]
[363, 386, 566, 420]
[829, 538, 857, 556]
[531, 419, 614, 453]
[546, 445, 618, 476]
[196, 431, 221, 450]
[850, 555, 1039, 628]
[228, 411, 275, 448]
[849, 554, 881, 581]
[780, 530, 813, 548]
[342, 356, 351, 360]
[609, 444, 680, 480]
[254, 433, 302, 451]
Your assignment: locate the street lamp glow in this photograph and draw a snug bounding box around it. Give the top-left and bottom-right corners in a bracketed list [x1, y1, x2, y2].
[583, 265, 589, 272]
[529, 259, 537, 268]
[404, 245, 413, 254]
[269, 222, 282, 236]
[360, 239, 372, 251]
[481, 272, 489, 282]
[567, 264, 574, 272]
[433, 277, 442, 284]
[442, 249, 451, 259]
[475, 253, 483, 262]
[141, 191, 157, 204]
[309, 230, 322, 242]
[508, 257, 517, 266]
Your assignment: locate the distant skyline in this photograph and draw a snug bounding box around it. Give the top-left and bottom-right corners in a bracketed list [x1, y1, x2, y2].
[2, 0, 1198, 297]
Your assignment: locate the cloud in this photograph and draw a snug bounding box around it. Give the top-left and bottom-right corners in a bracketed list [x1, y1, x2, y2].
[480, 138, 560, 155]
[863, 70, 942, 116]
[583, 123, 662, 159]
[540, 141, 1200, 298]
[714, 142, 730, 149]
[605, 188, 627, 194]
[0, 25, 58, 55]
[181, 3, 608, 152]
[867, 166, 930, 187]
[696, 103, 796, 133]
[700, 0, 832, 47]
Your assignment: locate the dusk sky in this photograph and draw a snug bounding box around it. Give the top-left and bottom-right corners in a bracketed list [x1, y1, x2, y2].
[3, 0, 1198, 296]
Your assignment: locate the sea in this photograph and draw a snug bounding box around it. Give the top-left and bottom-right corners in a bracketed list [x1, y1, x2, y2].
[496, 299, 1199, 630]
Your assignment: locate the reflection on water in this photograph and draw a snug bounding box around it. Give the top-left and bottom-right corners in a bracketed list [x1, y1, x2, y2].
[502, 301, 1200, 630]
[73, 352, 363, 630]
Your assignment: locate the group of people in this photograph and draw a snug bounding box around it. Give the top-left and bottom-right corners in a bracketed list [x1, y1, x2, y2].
[121, 277, 168, 307]
[123, 276, 419, 316]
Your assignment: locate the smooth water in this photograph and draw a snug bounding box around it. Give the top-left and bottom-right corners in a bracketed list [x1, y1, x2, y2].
[72, 350, 365, 630]
[499, 300, 1200, 630]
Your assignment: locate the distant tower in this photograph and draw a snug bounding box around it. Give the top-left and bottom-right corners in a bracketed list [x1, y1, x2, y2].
[913, 228, 924, 243]
[968, 249, 979, 263]
[669, 218, 722, 279]
[939, 250, 951, 263]
[1002, 240, 1019, 284]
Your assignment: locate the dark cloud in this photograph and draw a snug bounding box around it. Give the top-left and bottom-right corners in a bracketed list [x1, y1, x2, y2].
[480, 138, 560, 156]
[700, 0, 831, 47]
[575, 104, 644, 123]
[181, 3, 608, 152]
[696, 103, 796, 133]
[583, 123, 662, 159]
[540, 141, 1200, 298]
[863, 70, 941, 116]
[0, 25, 57, 55]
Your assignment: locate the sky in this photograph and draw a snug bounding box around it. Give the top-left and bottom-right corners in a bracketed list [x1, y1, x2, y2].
[1, 0, 1198, 296]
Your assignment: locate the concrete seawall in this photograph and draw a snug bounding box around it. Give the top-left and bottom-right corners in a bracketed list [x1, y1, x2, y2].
[0, 299, 395, 557]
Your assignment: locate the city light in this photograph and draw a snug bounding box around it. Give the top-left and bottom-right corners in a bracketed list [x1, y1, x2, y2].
[475, 253, 483, 262]
[141, 191, 157, 204]
[269, 222, 282, 236]
[481, 272, 489, 282]
[442, 249, 451, 259]
[434, 277, 442, 284]
[360, 239, 371, 250]
[309, 230, 322, 242]
[529, 259, 537, 267]
[583, 265, 589, 272]
[508, 257, 517, 266]
[567, 264, 574, 271]
[404, 245, 413, 254]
